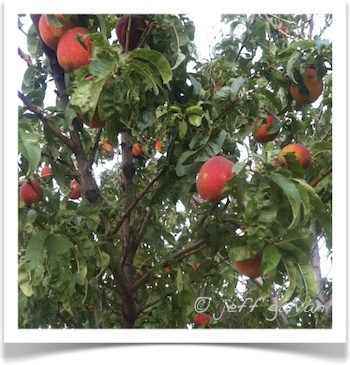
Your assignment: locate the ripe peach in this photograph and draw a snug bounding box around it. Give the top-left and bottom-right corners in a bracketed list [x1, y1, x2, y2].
[20, 180, 43, 206]
[116, 15, 146, 51]
[156, 139, 165, 154]
[194, 313, 212, 326]
[196, 156, 234, 203]
[38, 14, 75, 50]
[193, 263, 201, 271]
[100, 142, 114, 159]
[290, 67, 323, 105]
[132, 143, 143, 158]
[68, 180, 81, 199]
[235, 257, 261, 279]
[78, 107, 107, 129]
[40, 166, 52, 180]
[57, 27, 92, 73]
[253, 114, 280, 143]
[278, 143, 312, 169]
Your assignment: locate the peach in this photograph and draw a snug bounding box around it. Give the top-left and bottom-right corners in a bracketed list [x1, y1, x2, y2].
[57, 27, 92, 73]
[196, 156, 234, 203]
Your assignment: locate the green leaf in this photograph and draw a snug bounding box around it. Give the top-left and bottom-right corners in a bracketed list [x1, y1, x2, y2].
[24, 230, 50, 286]
[18, 129, 41, 176]
[45, 234, 74, 255]
[261, 245, 281, 276]
[176, 129, 227, 177]
[228, 245, 251, 262]
[188, 115, 202, 127]
[292, 178, 332, 241]
[128, 59, 160, 94]
[70, 78, 105, 122]
[46, 14, 65, 27]
[72, 246, 88, 286]
[271, 173, 301, 229]
[27, 23, 41, 57]
[18, 256, 33, 297]
[96, 249, 110, 278]
[278, 259, 297, 307]
[296, 263, 318, 305]
[177, 268, 184, 293]
[128, 49, 173, 84]
[230, 76, 246, 100]
[178, 119, 188, 140]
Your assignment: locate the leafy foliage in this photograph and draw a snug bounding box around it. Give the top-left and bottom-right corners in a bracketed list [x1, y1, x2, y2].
[18, 13, 332, 329]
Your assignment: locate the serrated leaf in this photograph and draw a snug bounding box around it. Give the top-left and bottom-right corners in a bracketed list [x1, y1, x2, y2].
[129, 49, 173, 84]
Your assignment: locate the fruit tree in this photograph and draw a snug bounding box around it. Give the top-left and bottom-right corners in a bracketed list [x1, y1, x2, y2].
[17, 14, 333, 329]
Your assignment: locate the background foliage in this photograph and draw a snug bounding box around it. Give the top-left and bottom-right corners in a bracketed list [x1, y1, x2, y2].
[17, 13, 332, 329]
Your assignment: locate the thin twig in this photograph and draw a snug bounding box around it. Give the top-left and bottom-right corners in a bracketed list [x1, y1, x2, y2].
[109, 169, 165, 237]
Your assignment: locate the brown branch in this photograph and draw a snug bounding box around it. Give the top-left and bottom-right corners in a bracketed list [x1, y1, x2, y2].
[18, 91, 75, 149]
[109, 169, 165, 237]
[134, 207, 153, 248]
[309, 166, 332, 188]
[129, 236, 211, 294]
[88, 129, 103, 167]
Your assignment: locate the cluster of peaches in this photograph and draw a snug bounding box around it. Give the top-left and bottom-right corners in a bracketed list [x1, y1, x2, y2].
[19, 15, 152, 206]
[195, 67, 323, 286]
[20, 16, 324, 326]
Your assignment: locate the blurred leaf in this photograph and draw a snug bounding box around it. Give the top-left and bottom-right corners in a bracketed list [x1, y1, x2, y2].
[24, 230, 49, 286]
[261, 245, 281, 275]
[271, 172, 301, 229]
[278, 259, 297, 307]
[18, 257, 33, 297]
[18, 129, 41, 177]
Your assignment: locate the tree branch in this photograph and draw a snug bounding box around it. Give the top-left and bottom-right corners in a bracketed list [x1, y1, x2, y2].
[129, 236, 211, 294]
[109, 169, 165, 237]
[309, 166, 332, 188]
[18, 90, 75, 149]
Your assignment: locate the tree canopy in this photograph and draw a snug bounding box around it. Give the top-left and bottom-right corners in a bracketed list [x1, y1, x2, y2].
[17, 13, 333, 330]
